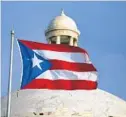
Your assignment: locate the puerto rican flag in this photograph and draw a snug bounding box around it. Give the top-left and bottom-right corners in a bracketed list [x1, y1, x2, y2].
[18, 39, 97, 90]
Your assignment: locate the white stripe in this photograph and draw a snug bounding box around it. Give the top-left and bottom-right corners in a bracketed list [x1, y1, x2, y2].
[36, 70, 97, 81]
[34, 50, 86, 63]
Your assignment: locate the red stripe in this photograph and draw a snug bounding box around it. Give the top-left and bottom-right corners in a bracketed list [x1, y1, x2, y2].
[19, 39, 89, 55]
[22, 79, 97, 90]
[50, 60, 97, 72]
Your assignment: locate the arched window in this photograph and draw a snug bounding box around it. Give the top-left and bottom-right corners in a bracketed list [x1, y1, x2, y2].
[60, 35, 70, 45]
[50, 36, 56, 44]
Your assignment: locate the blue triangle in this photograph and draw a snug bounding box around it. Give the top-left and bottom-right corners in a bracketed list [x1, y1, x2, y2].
[18, 41, 52, 88]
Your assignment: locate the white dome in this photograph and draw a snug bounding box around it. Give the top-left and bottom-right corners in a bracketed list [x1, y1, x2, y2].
[1, 89, 126, 117]
[46, 10, 80, 34]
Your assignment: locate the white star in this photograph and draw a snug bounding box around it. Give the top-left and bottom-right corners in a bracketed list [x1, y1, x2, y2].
[32, 53, 43, 70]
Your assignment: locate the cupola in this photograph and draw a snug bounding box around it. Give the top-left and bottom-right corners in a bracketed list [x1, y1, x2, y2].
[45, 10, 80, 46]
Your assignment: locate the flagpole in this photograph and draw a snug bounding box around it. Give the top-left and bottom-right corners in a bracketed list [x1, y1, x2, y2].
[6, 29, 15, 117]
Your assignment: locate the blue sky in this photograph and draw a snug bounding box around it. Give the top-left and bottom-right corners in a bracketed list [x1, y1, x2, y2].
[1, 1, 126, 100]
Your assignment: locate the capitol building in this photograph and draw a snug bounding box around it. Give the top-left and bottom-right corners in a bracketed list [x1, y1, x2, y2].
[1, 10, 126, 117]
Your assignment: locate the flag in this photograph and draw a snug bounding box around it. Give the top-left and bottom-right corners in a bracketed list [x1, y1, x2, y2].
[18, 39, 97, 90]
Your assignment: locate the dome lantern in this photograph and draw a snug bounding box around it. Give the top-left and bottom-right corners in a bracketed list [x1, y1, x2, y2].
[45, 10, 80, 46]
[61, 9, 65, 16]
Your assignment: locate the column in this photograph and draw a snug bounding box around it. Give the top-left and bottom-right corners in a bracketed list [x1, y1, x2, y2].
[47, 38, 51, 44]
[74, 39, 78, 47]
[56, 36, 60, 44]
[69, 37, 73, 46]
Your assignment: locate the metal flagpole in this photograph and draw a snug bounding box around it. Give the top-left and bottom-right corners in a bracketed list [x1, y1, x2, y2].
[6, 29, 15, 117]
